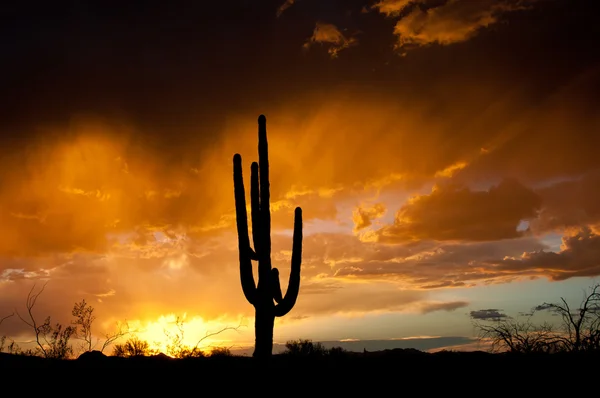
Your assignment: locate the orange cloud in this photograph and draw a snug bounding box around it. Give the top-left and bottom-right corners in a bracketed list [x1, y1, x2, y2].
[530, 171, 600, 234]
[353, 203, 386, 232]
[373, 0, 540, 54]
[377, 179, 542, 243]
[371, 0, 413, 16]
[303, 22, 358, 58]
[494, 227, 600, 281]
[277, 0, 297, 17]
[2, 78, 594, 260]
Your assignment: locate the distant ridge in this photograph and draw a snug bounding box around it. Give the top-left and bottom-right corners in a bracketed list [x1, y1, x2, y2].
[229, 336, 479, 356]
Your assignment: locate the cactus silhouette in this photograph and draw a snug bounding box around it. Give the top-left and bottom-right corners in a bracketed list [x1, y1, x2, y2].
[233, 114, 303, 358]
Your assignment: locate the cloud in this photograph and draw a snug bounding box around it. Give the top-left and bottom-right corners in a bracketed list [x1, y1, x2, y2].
[353, 203, 386, 232]
[277, 0, 297, 17]
[299, 231, 550, 286]
[0, 243, 438, 342]
[326, 226, 600, 285]
[1, 73, 597, 259]
[494, 227, 600, 281]
[420, 300, 469, 314]
[530, 171, 600, 234]
[0, 80, 597, 335]
[303, 22, 358, 58]
[0, 228, 452, 340]
[376, 178, 542, 243]
[372, 0, 540, 54]
[292, 280, 428, 316]
[0, 123, 235, 256]
[0, 244, 251, 340]
[4, 221, 597, 342]
[371, 0, 414, 16]
[469, 309, 508, 321]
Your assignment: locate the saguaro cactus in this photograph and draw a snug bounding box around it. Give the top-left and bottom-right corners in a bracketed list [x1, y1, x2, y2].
[233, 114, 302, 358]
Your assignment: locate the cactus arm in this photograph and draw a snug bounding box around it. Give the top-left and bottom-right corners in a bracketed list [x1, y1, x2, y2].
[271, 268, 283, 304]
[233, 153, 257, 305]
[258, 114, 272, 281]
[249, 248, 259, 261]
[274, 207, 303, 317]
[250, 161, 261, 258]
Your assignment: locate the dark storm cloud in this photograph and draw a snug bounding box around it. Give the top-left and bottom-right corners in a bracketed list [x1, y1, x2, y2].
[421, 300, 469, 314]
[469, 309, 508, 321]
[3, 0, 595, 139]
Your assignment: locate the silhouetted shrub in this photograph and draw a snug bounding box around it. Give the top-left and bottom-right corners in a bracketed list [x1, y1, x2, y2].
[112, 336, 153, 357]
[210, 347, 233, 357]
[284, 339, 327, 357]
[328, 346, 348, 357]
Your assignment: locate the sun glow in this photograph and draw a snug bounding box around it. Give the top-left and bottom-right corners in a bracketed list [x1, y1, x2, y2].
[126, 313, 246, 356]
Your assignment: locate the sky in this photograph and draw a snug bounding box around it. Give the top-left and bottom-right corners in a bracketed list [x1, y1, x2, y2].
[1, 0, 600, 355]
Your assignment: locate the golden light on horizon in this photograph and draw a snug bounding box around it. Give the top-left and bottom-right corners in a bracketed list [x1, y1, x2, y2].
[126, 313, 248, 356]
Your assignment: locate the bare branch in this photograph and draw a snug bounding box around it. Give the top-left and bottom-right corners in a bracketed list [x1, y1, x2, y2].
[100, 320, 131, 353]
[159, 316, 247, 358]
[14, 281, 76, 359]
[15, 281, 49, 357]
[191, 321, 246, 354]
[480, 283, 600, 354]
[533, 283, 600, 352]
[72, 299, 96, 352]
[0, 312, 14, 327]
[473, 316, 561, 354]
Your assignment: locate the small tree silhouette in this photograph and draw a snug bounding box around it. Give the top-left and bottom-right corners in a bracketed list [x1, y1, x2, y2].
[534, 283, 600, 352]
[162, 315, 244, 358]
[162, 316, 206, 358]
[71, 299, 130, 354]
[473, 315, 560, 353]
[473, 284, 600, 353]
[0, 312, 14, 353]
[71, 299, 95, 352]
[15, 282, 76, 359]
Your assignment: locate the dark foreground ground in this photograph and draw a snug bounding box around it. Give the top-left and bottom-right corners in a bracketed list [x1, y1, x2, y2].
[1, 349, 595, 393]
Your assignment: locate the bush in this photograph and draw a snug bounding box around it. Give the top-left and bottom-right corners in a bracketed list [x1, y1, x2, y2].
[284, 339, 327, 357]
[112, 336, 154, 357]
[210, 346, 233, 357]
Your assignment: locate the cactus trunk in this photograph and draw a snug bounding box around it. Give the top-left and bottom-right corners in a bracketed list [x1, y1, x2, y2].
[233, 114, 303, 358]
[254, 307, 275, 358]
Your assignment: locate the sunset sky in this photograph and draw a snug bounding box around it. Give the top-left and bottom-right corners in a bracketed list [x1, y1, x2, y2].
[1, 0, 599, 354]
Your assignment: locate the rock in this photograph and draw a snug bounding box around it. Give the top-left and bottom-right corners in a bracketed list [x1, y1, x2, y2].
[77, 350, 108, 361]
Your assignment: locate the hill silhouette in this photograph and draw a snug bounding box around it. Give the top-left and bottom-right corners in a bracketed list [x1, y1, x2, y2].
[1, 348, 597, 392]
